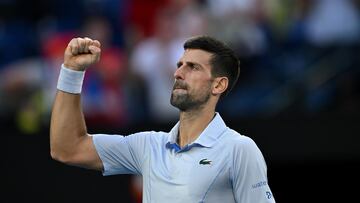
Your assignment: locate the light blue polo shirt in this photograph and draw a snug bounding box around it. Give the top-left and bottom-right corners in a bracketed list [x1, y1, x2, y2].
[92, 113, 275, 203]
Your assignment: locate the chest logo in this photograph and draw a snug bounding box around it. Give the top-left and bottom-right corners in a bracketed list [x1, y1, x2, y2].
[199, 158, 212, 165]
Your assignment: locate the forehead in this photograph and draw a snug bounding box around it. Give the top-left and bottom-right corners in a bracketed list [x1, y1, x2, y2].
[179, 49, 213, 66]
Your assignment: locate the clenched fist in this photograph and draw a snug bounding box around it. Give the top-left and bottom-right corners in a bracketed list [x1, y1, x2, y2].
[63, 37, 101, 71]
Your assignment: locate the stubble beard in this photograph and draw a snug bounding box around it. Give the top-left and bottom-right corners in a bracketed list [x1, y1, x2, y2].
[170, 87, 211, 112]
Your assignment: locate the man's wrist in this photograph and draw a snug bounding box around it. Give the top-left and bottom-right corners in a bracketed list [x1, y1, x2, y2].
[57, 64, 85, 94]
[63, 62, 85, 72]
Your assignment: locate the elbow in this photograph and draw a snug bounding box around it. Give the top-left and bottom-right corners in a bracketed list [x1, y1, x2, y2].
[50, 148, 61, 162]
[49, 133, 84, 165]
[50, 147, 74, 165]
[50, 140, 63, 162]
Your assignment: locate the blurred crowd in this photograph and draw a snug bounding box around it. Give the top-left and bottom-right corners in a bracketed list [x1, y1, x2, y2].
[0, 0, 359, 134]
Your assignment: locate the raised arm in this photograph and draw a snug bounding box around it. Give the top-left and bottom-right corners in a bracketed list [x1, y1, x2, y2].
[50, 37, 103, 170]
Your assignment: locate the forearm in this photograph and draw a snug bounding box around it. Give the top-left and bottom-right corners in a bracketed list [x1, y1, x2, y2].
[50, 90, 88, 161]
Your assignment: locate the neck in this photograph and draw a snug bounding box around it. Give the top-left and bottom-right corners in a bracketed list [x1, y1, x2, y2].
[177, 105, 216, 147]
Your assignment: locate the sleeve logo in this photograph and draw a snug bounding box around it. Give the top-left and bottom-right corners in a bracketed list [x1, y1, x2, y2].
[266, 191, 273, 199]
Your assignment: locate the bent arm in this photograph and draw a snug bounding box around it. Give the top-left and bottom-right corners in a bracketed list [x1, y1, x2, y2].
[50, 37, 103, 170]
[50, 90, 102, 170]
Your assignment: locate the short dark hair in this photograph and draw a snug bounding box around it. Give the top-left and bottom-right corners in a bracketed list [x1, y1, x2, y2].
[183, 35, 240, 97]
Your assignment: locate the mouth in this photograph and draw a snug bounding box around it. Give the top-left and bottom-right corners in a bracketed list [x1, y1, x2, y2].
[173, 81, 187, 91]
[172, 86, 188, 93]
[172, 88, 187, 93]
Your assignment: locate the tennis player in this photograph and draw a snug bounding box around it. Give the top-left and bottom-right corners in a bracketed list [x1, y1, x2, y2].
[50, 35, 275, 203]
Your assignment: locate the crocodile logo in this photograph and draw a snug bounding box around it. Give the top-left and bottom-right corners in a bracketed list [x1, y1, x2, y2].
[199, 158, 212, 165]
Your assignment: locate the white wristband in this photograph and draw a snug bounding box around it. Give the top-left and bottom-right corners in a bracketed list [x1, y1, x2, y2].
[57, 64, 85, 94]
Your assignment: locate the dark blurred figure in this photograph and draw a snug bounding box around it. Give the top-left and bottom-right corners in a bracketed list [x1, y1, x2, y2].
[80, 16, 129, 128]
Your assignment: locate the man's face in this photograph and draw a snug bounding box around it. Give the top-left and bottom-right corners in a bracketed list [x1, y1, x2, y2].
[170, 49, 214, 111]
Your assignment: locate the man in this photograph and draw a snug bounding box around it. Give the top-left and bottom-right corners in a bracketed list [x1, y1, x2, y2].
[50, 36, 275, 202]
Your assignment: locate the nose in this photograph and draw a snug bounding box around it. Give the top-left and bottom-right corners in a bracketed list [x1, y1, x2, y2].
[174, 65, 185, 80]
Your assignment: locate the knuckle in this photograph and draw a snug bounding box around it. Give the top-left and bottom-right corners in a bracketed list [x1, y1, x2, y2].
[77, 38, 85, 45]
[71, 44, 78, 50]
[74, 38, 81, 45]
[68, 39, 76, 46]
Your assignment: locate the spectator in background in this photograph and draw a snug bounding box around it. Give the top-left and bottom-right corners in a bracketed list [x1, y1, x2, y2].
[80, 16, 129, 128]
[127, 0, 170, 39]
[305, 0, 360, 46]
[206, 0, 268, 57]
[168, 0, 208, 40]
[130, 9, 184, 122]
[0, 58, 45, 134]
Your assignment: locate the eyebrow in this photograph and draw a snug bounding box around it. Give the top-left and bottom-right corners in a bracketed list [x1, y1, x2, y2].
[177, 61, 204, 69]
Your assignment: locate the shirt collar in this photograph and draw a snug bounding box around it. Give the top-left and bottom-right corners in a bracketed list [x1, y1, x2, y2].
[166, 112, 228, 149]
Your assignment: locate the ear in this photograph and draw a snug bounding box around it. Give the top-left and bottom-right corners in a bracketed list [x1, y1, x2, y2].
[212, 77, 228, 96]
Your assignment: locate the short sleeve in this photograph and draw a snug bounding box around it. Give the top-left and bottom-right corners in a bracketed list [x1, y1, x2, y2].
[92, 132, 152, 176]
[231, 136, 276, 203]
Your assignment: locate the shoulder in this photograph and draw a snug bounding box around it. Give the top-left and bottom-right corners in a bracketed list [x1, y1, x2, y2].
[223, 129, 263, 158]
[224, 130, 268, 172]
[124, 130, 166, 136]
[131, 130, 169, 138]
[92, 131, 169, 145]
[127, 130, 170, 143]
[225, 129, 257, 148]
